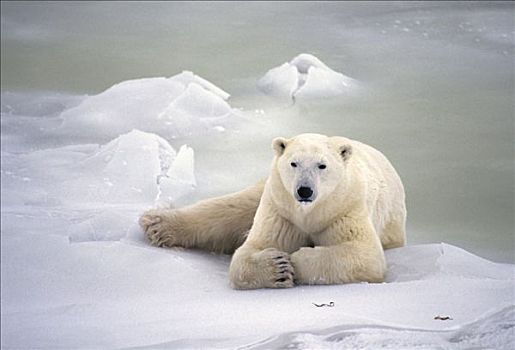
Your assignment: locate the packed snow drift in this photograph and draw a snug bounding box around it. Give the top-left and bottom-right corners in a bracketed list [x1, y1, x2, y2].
[258, 53, 356, 100]
[2, 224, 514, 350]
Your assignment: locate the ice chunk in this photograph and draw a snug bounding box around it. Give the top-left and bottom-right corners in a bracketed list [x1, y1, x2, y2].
[57, 72, 233, 140]
[69, 129, 195, 205]
[170, 71, 230, 100]
[257, 63, 299, 99]
[74, 129, 171, 204]
[158, 83, 232, 136]
[258, 53, 355, 100]
[167, 145, 195, 185]
[156, 144, 196, 207]
[59, 130, 195, 242]
[9, 130, 196, 207]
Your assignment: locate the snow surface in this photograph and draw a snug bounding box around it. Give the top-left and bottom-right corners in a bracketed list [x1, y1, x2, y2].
[1, 74, 514, 348]
[2, 229, 514, 349]
[258, 53, 356, 100]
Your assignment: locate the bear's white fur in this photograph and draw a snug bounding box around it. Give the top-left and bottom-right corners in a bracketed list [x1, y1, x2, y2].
[140, 133, 406, 289]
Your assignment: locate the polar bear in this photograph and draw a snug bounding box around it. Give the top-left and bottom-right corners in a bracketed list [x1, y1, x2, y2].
[139, 133, 406, 289]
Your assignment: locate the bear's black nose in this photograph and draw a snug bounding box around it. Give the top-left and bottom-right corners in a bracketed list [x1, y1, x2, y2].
[297, 186, 313, 199]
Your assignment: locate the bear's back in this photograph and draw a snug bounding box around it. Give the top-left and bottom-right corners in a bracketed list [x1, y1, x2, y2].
[347, 139, 406, 240]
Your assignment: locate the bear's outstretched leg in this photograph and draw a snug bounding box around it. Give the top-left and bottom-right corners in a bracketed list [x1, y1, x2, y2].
[139, 181, 265, 254]
[291, 216, 386, 285]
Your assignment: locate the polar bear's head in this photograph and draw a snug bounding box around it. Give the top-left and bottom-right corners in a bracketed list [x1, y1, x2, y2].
[272, 133, 352, 206]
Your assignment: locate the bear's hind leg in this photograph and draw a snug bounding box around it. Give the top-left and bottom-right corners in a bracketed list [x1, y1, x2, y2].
[139, 181, 265, 254]
[379, 217, 406, 250]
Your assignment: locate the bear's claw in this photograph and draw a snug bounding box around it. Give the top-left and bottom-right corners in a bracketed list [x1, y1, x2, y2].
[139, 214, 162, 228]
[259, 248, 295, 288]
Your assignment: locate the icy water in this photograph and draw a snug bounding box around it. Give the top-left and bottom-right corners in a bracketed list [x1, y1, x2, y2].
[1, 1, 514, 263]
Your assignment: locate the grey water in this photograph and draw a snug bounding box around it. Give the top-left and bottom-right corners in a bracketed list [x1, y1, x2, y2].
[1, 1, 514, 263]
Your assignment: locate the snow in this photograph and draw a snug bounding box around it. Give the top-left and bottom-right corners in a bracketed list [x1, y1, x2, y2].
[258, 53, 356, 100]
[2, 227, 514, 349]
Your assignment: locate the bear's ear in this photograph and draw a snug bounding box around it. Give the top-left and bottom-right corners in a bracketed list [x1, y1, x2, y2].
[272, 137, 289, 156]
[339, 144, 353, 162]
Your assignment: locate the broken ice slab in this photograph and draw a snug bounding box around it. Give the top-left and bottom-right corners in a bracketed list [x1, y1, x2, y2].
[258, 53, 356, 100]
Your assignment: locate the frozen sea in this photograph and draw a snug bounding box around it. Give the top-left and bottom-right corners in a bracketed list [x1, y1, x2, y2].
[1, 2, 514, 349]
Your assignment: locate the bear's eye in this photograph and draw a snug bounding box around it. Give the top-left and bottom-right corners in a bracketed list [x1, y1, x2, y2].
[290, 162, 297, 168]
[318, 164, 327, 170]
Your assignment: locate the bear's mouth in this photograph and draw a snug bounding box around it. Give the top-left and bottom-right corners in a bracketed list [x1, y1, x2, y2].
[298, 199, 313, 204]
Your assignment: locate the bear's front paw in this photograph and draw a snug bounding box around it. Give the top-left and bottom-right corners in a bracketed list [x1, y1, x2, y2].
[291, 247, 322, 285]
[139, 209, 185, 248]
[258, 248, 295, 288]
